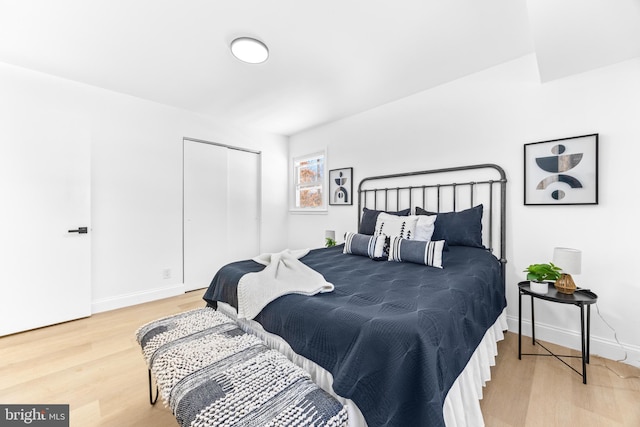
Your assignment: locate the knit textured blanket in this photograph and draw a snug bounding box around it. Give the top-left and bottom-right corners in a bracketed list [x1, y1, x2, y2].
[237, 249, 334, 319]
[136, 308, 347, 427]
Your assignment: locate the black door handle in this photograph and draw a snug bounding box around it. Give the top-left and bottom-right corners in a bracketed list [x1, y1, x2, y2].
[68, 227, 88, 234]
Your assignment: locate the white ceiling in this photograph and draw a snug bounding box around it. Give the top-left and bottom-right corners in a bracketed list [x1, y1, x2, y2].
[1, 0, 639, 136]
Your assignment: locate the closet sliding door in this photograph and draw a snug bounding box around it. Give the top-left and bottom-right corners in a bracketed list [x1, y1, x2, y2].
[183, 139, 260, 291]
[226, 148, 260, 262]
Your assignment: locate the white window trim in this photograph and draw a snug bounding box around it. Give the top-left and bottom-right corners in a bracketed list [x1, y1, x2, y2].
[290, 150, 328, 214]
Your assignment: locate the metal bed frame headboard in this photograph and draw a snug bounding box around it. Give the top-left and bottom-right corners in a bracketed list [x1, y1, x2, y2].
[357, 163, 507, 279]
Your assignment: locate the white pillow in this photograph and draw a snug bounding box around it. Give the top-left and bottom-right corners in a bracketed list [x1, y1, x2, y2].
[413, 214, 436, 242]
[374, 212, 418, 240]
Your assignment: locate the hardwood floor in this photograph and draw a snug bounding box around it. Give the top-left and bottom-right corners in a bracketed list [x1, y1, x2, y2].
[0, 290, 204, 427]
[481, 333, 640, 427]
[1, 291, 638, 427]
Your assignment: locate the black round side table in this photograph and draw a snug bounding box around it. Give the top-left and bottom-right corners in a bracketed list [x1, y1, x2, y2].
[518, 281, 598, 384]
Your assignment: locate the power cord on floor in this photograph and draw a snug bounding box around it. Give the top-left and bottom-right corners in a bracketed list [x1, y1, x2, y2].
[592, 302, 640, 380]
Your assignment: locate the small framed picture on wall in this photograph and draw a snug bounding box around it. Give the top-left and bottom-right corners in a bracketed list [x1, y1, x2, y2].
[329, 167, 353, 205]
[524, 134, 598, 205]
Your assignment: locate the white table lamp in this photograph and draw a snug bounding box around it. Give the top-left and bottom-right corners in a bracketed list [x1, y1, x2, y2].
[553, 247, 582, 294]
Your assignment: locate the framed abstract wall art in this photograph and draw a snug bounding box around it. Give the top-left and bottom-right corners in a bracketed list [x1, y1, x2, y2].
[524, 134, 598, 205]
[329, 167, 353, 205]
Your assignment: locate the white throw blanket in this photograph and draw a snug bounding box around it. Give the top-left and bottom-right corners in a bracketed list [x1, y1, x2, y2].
[237, 249, 334, 320]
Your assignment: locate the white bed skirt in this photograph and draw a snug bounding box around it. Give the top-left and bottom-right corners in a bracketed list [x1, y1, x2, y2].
[217, 302, 507, 427]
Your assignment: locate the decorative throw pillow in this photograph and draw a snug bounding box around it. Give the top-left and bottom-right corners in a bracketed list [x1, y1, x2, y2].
[388, 237, 446, 268]
[358, 207, 411, 235]
[343, 232, 386, 260]
[413, 214, 437, 241]
[415, 204, 484, 248]
[374, 212, 419, 240]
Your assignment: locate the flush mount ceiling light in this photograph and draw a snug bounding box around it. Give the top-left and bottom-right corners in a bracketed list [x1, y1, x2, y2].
[230, 37, 269, 64]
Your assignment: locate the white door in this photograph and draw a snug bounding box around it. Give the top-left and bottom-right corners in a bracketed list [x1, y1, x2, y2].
[183, 141, 229, 291]
[226, 148, 260, 262]
[0, 107, 91, 336]
[183, 140, 260, 292]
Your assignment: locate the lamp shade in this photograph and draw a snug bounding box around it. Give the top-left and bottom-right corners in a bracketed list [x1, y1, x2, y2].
[325, 230, 335, 240]
[553, 247, 582, 275]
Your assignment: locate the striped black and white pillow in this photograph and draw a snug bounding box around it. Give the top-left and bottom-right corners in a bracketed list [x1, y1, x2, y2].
[388, 237, 445, 268]
[343, 232, 386, 260]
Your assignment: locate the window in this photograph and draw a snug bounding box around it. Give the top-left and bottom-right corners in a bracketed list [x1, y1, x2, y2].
[293, 152, 326, 211]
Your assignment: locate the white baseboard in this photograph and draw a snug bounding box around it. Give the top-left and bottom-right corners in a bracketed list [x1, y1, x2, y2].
[92, 283, 186, 314]
[506, 315, 640, 369]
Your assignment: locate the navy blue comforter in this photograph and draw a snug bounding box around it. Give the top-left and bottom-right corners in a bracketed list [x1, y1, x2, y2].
[203, 244, 505, 427]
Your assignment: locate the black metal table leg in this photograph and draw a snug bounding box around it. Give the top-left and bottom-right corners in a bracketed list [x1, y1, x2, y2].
[149, 369, 159, 405]
[580, 305, 587, 384]
[587, 304, 591, 364]
[531, 296, 535, 345]
[518, 289, 522, 359]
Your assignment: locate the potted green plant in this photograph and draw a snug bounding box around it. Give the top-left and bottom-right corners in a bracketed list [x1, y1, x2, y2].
[523, 262, 562, 294]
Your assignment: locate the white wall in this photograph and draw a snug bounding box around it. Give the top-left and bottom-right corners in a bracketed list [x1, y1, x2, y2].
[288, 54, 640, 367]
[0, 61, 289, 313]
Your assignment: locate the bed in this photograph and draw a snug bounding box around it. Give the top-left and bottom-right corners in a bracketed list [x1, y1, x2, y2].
[203, 164, 508, 427]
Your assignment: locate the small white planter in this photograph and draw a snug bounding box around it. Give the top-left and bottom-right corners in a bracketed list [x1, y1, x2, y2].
[530, 281, 549, 294]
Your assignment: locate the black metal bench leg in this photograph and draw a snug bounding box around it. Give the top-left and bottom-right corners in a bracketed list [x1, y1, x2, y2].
[148, 369, 159, 405]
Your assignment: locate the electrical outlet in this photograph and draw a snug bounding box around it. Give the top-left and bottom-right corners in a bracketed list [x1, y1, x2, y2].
[162, 268, 171, 280]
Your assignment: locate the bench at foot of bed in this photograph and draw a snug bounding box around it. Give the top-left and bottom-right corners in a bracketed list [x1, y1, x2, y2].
[136, 307, 348, 427]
